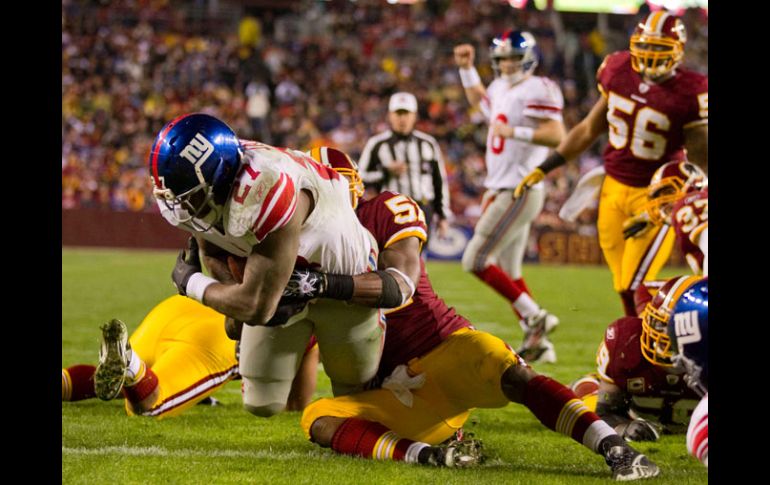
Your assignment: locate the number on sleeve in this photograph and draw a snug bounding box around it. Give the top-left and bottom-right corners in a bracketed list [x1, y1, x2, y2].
[385, 194, 427, 225]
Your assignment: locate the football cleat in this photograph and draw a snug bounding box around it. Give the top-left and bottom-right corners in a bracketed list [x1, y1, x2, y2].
[604, 444, 660, 481]
[426, 437, 484, 468]
[517, 309, 559, 363]
[94, 319, 130, 401]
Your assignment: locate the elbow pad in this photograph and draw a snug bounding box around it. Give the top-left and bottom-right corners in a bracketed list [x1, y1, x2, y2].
[375, 268, 416, 308]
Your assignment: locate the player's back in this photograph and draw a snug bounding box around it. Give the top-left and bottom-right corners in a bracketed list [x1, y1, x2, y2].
[597, 51, 708, 187]
[484, 75, 564, 189]
[597, 316, 699, 430]
[671, 188, 708, 274]
[355, 191, 471, 380]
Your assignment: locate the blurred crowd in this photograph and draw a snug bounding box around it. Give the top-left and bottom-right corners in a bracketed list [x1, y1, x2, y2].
[62, 0, 707, 236]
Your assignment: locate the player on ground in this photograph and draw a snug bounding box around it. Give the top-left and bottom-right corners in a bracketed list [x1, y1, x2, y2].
[624, 161, 708, 275]
[570, 275, 702, 442]
[453, 30, 566, 363]
[287, 147, 660, 480]
[62, 296, 319, 417]
[516, 11, 708, 316]
[142, 113, 393, 417]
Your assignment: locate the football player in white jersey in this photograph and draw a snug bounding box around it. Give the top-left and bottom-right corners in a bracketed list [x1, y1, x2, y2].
[141, 113, 411, 417]
[454, 31, 566, 363]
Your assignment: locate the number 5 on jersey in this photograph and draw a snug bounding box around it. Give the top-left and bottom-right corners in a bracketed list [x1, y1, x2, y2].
[385, 194, 427, 225]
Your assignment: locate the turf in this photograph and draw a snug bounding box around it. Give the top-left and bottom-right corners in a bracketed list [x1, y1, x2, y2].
[62, 248, 705, 484]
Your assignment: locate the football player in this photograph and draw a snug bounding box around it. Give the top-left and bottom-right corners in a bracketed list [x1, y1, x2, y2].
[62, 296, 319, 418]
[667, 277, 708, 467]
[516, 11, 708, 316]
[285, 147, 660, 480]
[453, 31, 566, 363]
[625, 161, 708, 276]
[570, 275, 702, 442]
[145, 113, 399, 418]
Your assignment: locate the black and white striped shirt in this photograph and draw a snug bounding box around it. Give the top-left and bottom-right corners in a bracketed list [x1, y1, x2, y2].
[358, 129, 451, 220]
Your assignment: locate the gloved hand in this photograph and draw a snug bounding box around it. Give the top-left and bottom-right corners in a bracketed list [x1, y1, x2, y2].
[172, 237, 202, 296]
[514, 168, 545, 198]
[282, 268, 327, 301]
[622, 211, 652, 239]
[264, 297, 309, 327]
[616, 419, 661, 442]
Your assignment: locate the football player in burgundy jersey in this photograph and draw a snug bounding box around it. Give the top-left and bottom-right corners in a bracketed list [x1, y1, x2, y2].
[516, 11, 708, 317]
[63, 296, 319, 418]
[571, 275, 702, 443]
[287, 148, 660, 480]
[634, 161, 708, 276]
[453, 31, 566, 364]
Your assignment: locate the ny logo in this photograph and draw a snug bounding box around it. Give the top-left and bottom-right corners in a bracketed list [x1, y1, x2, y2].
[180, 133, 214, 169]
[674, 310, 701, 345]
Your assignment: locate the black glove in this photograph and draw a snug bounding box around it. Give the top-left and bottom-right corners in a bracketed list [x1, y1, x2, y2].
[282, 268, 327, 301]
[172, 237, 202, 296]
[622, 212, 652, 240]
[264, 297, 309, 327]
[616, 419, 661, 442]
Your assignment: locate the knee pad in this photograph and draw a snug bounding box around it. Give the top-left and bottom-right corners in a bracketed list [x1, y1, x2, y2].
[243, 402, 285, 418]
[241, 376, 292, 417]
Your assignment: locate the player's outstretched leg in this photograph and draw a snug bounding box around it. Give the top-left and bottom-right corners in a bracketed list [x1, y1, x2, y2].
[309, 417, 483, 468]
[502, 364, 659, 480]
[62, 365, 96, 401]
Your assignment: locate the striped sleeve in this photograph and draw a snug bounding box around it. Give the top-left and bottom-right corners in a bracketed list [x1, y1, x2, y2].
[358, 132, 388, 184]
[251, 172, 298, 242]
[686, 394, 708, 467]
[523, 78, 564, 120]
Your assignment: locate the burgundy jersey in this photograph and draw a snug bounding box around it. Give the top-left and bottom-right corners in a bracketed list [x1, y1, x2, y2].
[671, 188, 708, 274]
[597, 51, 708, 187]
[356, 191, 471, 380]
[597, 316, 700, 432]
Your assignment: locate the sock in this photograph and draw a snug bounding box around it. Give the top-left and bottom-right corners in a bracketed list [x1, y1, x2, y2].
[513, 278, 533, 296]
[523, 375, 615, 453]
[122, 367, 159, 404]
[474, 265, 526, 304]
[512, 292, 541, 323]
[619, 289, 636, 317]
[62, 365, 96, 401]
[330, 418, 428, 462]
[124, 348, 147, 386]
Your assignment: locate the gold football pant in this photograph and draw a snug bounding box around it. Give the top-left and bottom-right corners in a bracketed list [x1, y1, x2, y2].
[597, 175, 675, 293]
[127, 296, 239, 418]
[300, 327, 521, 445]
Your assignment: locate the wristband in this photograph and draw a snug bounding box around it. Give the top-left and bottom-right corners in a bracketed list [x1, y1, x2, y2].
[512, 126, 535, 143]
[459, 67, 481, 88]
[323, 273, 355, 300]
[539, 151, 567, 174]
[187, 273, 217, 302]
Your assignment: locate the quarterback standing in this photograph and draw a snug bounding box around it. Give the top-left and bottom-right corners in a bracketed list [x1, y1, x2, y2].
[516, 11, 708, 316]
[453, 30, 566, 363]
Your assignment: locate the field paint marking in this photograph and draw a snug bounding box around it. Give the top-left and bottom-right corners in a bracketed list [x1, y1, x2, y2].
[62, 446, 324, 461]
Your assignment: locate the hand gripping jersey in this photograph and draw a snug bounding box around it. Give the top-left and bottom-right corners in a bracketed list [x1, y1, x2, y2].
[597, 51, 708, 187]
[159, 140, 377, 275]
[481, 75, 564, 190]
[355, 191, 471, 380]
[596, 316, 700, 432]
[671, 188, 708, 275]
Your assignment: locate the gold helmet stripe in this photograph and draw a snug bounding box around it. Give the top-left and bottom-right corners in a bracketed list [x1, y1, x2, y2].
[647, 10, 668, 34]
[662, 275, 701, 310]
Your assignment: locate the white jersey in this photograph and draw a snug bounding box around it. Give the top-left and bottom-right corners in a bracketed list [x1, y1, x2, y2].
[158, 140, 377, 275]
[481, 75, 564, 190]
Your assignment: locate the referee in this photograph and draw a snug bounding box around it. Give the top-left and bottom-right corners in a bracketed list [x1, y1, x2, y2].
[358, 92, 452, 238]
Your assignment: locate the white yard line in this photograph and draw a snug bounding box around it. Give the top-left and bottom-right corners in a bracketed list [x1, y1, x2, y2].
[62, 446, 322, 461]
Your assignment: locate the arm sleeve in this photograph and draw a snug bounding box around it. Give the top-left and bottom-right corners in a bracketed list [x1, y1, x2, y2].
[429, 137, 451, 220]
[523, 78, 564, 121]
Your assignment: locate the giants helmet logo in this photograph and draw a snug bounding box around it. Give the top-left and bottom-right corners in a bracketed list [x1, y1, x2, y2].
[180, 133, 214, 182]
[674, 310, 701, 345]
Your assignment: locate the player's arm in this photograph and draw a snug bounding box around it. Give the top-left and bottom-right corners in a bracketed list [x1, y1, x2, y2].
[197, 237, 238, 284]
[173, 190, 310, 326]
[515, 96, 608, 196]
[281, 236, 421, 309]
[454, 44, 488, 115]
[684, 124, 708, 172]
[491, 117, 566, 148]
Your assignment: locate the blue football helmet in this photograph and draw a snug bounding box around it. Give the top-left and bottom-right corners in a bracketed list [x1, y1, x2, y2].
[489, 30, 539, 84]
[149, 113, 243, 229]
[667, 277, 708, 396]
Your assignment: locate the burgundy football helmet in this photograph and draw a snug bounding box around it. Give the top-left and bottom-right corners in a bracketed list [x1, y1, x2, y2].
[630, 11, 687, 79]
[307, 146, 364, 209]
[646, 161, 707, 225]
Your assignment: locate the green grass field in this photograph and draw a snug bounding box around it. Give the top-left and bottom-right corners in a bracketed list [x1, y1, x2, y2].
[62, 248, 706, 484]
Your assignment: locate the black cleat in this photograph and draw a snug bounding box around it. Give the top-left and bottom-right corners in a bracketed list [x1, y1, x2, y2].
[604, 444, 660, 481]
